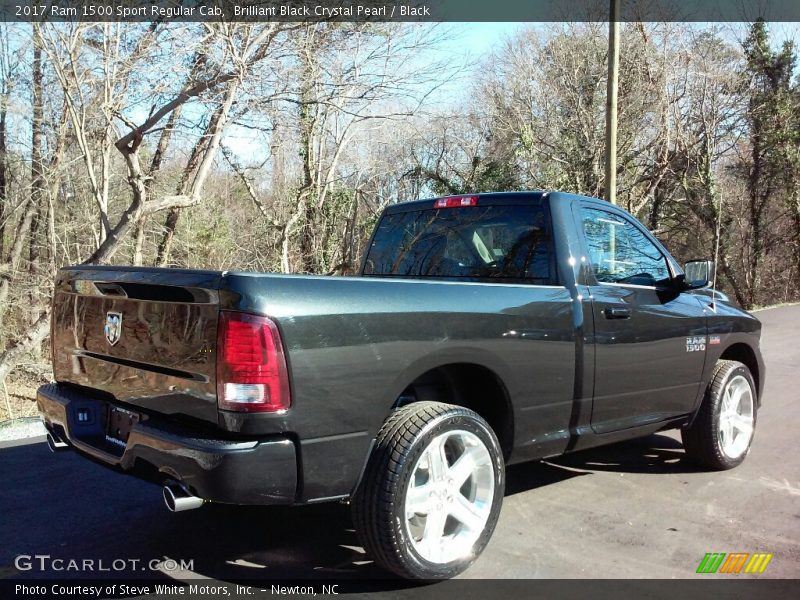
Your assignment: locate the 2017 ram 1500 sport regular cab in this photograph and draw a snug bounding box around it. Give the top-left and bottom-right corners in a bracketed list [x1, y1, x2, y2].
[38, 191, 765, 579]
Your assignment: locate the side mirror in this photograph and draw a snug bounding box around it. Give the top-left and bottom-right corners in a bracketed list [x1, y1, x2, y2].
[683, 259, 715, 289]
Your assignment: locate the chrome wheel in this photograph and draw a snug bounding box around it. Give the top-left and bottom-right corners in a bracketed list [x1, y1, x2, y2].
[404, 429, 495, 564]
[718, 375, 755, 459]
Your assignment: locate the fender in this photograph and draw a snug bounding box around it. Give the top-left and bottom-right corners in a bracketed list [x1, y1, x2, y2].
[687, 333, 764, 427]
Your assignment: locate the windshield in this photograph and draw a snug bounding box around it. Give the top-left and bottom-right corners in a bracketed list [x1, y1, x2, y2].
[363, 205, 555, 284]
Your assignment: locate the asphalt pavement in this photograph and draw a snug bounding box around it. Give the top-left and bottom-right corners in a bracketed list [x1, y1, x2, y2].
[1, 305, 798, 585]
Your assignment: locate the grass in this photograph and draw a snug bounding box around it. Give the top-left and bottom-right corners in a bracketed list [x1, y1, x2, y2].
[751, 301, 800, 312]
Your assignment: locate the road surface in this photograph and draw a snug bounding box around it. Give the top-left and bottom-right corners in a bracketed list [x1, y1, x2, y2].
[1, 305, 797, 584]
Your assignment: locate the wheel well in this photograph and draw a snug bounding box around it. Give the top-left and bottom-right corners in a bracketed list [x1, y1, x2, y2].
[395, 363, 514, 458]
[720, 343, 760, 401]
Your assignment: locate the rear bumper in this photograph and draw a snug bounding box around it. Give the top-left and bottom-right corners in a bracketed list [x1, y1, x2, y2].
[36, 383, 297, 505]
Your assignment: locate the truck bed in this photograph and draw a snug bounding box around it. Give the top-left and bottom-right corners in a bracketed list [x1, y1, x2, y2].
[48, 265, 577, 501]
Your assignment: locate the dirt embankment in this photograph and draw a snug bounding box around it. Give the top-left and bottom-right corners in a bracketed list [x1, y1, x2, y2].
[1, 367, 49, 421]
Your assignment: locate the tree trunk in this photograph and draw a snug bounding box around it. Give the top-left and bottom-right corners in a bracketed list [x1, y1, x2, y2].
[649, 186, 663, 231]
[29, 39, 45, 334]
[297, 53, 316, 273]
[46, 195, 56, 279]
[154, 82, 238, 266]
[0, 96, 7, 260]
[155, 208, 181, 267]
[133, 106, 183, 265]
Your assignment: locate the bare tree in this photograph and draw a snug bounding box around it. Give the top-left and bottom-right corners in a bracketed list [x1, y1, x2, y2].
[0, 24, 21, 260]
[1, 20, 799, 400]
[0, 21, 292, 382]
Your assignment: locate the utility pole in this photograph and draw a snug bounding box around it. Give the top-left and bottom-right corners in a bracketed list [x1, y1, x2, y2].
[604, 0, 620, 205]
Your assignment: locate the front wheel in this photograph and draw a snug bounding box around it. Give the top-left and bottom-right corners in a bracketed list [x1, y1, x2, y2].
[682, 360, 757, 470]
[352, 401, 504, 579]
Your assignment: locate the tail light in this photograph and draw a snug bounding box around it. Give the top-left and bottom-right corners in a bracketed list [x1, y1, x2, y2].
[433, 195, 478, 208]
[216, 311, 291, 412]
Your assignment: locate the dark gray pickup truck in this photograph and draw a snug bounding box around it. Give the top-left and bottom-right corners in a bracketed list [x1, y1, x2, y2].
[38, 191, 765, 579]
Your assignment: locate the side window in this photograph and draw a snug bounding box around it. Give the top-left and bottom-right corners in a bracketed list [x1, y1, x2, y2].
[580, 207, 670, 286]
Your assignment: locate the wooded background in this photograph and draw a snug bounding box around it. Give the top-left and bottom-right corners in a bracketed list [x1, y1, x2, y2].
[0, 21, 799, 416]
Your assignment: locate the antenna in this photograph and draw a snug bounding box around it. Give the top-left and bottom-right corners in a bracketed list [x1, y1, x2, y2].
[711, 191, 723, 311]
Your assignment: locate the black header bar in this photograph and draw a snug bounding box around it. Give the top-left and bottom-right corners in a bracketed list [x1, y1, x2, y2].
[2, 0, 800, 23]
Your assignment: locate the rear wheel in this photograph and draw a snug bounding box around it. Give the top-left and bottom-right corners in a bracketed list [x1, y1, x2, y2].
[682, 360, 757, 470]
[352, 401, 504, 579]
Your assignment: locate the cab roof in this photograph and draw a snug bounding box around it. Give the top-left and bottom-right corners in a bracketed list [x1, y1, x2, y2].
[382, 190, 620, 214]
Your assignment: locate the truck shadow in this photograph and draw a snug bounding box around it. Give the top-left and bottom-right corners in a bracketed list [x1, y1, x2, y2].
[0, 433, 697, 588]
[505, 433, 696, 496]
[547, 433, 698, 474]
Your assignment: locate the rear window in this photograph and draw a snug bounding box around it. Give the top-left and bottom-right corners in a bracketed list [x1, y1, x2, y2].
[363, 205, 555, 284]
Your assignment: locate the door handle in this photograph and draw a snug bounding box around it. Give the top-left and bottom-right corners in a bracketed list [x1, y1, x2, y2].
[603, 307, 631, 319]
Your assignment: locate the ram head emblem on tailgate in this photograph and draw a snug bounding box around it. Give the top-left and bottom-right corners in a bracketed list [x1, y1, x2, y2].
[104, 311, 122, 346]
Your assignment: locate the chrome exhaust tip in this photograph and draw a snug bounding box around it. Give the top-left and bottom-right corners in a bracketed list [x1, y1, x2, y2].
[46, 432, 69, 453]
[162, 482, 204, 512]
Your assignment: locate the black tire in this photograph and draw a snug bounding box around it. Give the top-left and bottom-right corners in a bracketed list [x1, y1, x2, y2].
[682, 360, 758, 470]
[352, 401, 504, 579]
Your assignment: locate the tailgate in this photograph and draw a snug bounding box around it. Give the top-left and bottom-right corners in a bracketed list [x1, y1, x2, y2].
[51, 266, 224, 424]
